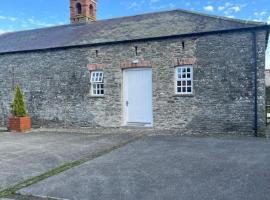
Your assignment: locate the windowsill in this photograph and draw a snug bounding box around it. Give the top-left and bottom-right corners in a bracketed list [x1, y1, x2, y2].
[173, 93, 194, 97]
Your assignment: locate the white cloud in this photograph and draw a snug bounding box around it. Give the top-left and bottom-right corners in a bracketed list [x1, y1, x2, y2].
[127, 2, 138, 9]
[225, 2, 233, 7]
[218, 2, 246, 16]
[254, 11, 267, 16]
[169, 3, 176, 9]
[218, 6, 225, 11]
[0, 29, 6, 34]
[204, 5, 214, 12]
[127, 1, 140, 10]
[231, 6, 240, 13]
[27, 18, 54, 27]
[0, 15, 17, 22]
[149, 1, 176, 11]
[253, 19, 261, 22]
[0, 29, 12, 35]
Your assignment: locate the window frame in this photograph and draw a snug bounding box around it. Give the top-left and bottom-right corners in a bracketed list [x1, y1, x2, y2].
[76, 3, 82, 15]
[90, 71, 104, 97]
[175, 65, 193, 95]
[89, 4, 94, 16]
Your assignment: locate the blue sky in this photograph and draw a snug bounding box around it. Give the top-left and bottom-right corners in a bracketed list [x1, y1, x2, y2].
[0, 0, 269, 67]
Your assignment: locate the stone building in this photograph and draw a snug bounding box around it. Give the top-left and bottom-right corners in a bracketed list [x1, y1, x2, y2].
[265, 69, 270, 87]
[0, 0, 269, 136]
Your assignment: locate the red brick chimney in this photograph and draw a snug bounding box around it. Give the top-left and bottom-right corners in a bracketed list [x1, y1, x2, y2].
[70, 0, 97, 24]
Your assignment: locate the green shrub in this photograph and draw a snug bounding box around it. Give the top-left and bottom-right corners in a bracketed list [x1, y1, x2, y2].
[10, 85, 27, 117]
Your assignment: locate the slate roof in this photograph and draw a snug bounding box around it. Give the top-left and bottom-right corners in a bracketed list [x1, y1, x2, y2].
[0, 9, 266, 54]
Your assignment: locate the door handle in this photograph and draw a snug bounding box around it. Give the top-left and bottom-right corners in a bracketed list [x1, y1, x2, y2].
[126, 101, 129, 106]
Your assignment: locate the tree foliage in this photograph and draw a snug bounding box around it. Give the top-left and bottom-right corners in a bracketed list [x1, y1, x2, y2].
[10, 85, 27, 117]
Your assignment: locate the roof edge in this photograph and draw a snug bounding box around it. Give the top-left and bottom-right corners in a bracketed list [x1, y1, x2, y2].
[172, 9, 266, 26]
[0, 24, 269, 55]
[94, 8, 265, 26]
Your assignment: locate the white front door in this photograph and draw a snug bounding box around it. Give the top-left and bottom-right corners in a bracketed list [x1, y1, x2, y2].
[123, 68, 153, 126]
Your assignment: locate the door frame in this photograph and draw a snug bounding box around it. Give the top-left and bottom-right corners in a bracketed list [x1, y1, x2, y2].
[122, 68, 153, 127]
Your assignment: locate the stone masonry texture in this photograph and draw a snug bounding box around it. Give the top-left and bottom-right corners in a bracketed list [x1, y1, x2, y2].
[0, 30, 267, 136]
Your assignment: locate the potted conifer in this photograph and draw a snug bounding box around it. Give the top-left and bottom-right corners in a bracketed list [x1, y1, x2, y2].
[8, 85, 31, 132]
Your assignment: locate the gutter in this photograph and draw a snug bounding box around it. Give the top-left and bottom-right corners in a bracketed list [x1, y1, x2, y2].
[0, 25, 269, 55]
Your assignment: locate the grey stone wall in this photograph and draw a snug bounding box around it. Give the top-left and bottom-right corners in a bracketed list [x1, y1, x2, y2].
[256, 31, 267, 136]
[0, 30, 267, 135]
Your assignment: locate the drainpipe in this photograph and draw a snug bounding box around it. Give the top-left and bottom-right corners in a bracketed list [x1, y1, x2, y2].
[252, 31, 258, 137]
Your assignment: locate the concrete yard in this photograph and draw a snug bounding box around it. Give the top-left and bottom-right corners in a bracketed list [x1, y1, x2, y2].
[0, 130, 139, 191]
[17, 135, 270, 200]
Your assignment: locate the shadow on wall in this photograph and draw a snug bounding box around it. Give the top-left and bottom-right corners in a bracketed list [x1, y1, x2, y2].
[0, 99, 8, 127]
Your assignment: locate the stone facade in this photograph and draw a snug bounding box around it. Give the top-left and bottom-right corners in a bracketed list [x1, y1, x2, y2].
[265, 69, 270, 87]
[0, 30, 267, 136]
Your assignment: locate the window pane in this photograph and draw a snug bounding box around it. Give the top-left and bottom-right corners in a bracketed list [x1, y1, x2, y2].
[182, 87, 186, 92]
[182, 81, 186, 86]
[187, 68, 190, 73]
[177, 87, 181, 93]
[91, 73, 95, 82]
[95, 74, 99, 82]
[187, 73, 190, 78]
[187, 80, 191, 86]
[182, 73, 186, 78]
[177, 81, 181, 86]
[187, 87, 192, 93]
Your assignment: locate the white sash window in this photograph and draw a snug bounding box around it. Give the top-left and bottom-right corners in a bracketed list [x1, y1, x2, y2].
[175, 66, 193, 94]
[90, 71, 104, 96]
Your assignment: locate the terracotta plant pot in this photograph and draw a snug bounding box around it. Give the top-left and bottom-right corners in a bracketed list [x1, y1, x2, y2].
[8, 116, 31, 132]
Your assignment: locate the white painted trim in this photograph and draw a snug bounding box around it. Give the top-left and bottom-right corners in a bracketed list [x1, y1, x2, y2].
[90, 71, 104, 96]
[175, 65, 193, 95]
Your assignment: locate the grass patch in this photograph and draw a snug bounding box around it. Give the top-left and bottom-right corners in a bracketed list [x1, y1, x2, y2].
[0, 134, 144, 198]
